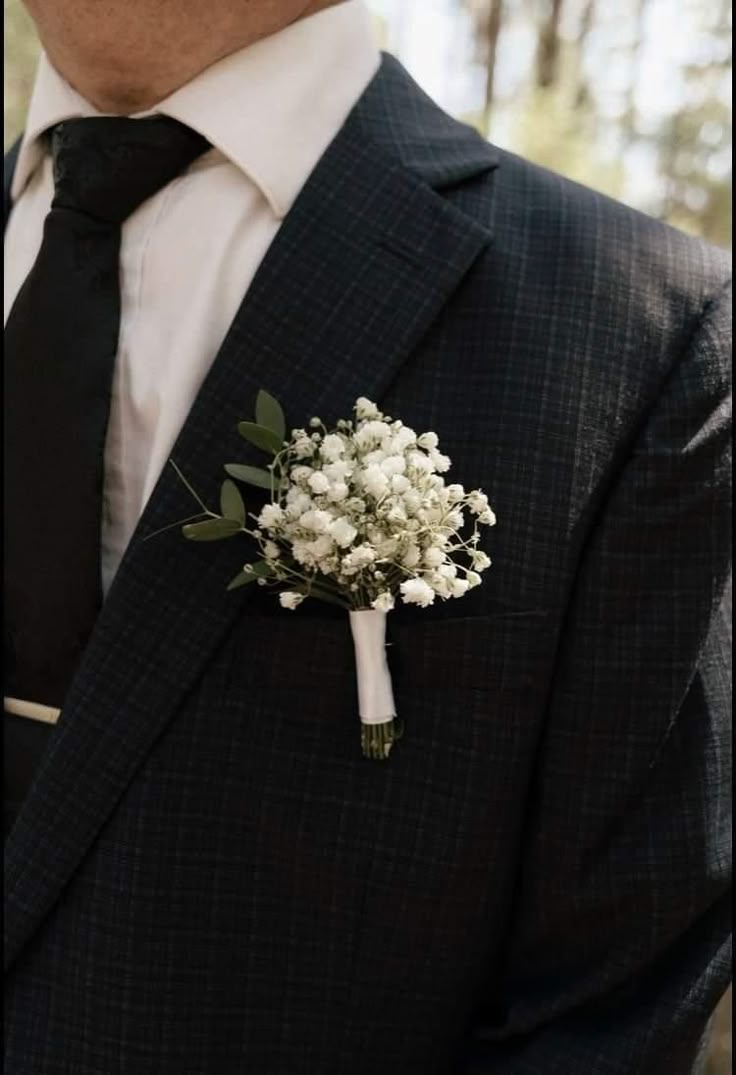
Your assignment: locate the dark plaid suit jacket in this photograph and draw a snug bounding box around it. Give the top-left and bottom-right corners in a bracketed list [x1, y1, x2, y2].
[4, 54, 732, 1075]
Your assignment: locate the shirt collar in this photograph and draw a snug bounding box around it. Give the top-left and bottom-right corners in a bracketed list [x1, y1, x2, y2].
[11, 0, 380, 219]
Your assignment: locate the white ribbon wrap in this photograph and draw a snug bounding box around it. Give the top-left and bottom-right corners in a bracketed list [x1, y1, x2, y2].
[349, 609, 396, 726]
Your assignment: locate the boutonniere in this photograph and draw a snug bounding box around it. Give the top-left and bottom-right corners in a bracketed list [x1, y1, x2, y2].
[168, 392, 496, 760]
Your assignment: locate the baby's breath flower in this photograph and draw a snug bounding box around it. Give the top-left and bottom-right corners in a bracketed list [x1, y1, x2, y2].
[417, 431, 439, 450]
[355, 397, 381, 420]
[299, 509, 332, 533]
[380, 455, 406, 477]
[263, 540, 280, 560]
[478, 507, 497, 526]
[323, 460, 353, 482]
[345, 497, 367, 516]
[390, 473, 411, 494]
[426, 572, 451, 598]
[291, 539, 311, 565]
[384, 502, 408, 525]
[446, 483, 465, 503]
[402, 490, 421, 515]
[362, 449, 386, 466]
[401, 543, 421, 568]
[400, 578, 435, 607]
[292, 437, 314, 459]
[467, 491, 489, 513]
[284, 490, 312, 518]
[429, 450, 451, 473]
[330, 516, 358, 548]
[361, 464, 390, 499]
[308, 471, 330, 495]
[279, 591, 304, 610]
[327, 482, 349, 503]
[471, 550, 492, 571]
[354, 420, 392, 450]
[407, 451, 434, 475]
[372, 592, 395, 612]
[307, 535, 334, 560]
[390, 426, 416, 452]
[258, 503, 284, 529]
[466, 571, 482, 589]
[342, 544, 376, 574]
[375, 536, 399, 559]
[423, 546, 445, 568]
[320, 434, 346, 462]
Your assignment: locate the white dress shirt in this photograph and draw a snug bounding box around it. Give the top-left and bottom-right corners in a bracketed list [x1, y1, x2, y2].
[5, 1, 380, 595]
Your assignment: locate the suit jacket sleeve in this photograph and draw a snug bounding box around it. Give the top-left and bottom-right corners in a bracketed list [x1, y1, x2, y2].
[465, 276, 732, 1074]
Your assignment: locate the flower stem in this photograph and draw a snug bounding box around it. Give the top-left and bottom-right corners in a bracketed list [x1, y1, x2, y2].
[361, 719, 403, 761]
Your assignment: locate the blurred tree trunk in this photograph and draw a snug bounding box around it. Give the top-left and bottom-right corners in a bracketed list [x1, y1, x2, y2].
[536, 0, 564, 88]
[574, 0, 596, 108]
[622, 0, 649, 141]
[483, 0, 505, 123]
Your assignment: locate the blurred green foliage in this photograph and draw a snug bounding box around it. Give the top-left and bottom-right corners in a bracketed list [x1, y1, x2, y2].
[4, 0, 732, 248]
[4, 0, 39, 149]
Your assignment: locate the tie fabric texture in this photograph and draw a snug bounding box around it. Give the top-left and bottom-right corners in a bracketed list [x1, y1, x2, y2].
[4, 116, 210, 833]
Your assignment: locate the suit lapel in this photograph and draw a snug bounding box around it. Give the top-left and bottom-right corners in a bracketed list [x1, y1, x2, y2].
[4, 57, 497, 971]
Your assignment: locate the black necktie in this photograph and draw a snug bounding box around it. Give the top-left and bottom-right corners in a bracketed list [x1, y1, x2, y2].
[4, 116, 210, 831]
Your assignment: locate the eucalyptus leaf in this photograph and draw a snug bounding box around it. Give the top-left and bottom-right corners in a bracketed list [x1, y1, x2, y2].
[224, 463, 275, 491]
[219, 479, 246, 525]
[255, 390, 286, 442]
[226, 560, 275, 591]
[249, 560, 276, 578]
[182, 517, 242, 542]
[226, 570, 259, 591]
[237, 421, 283, 456]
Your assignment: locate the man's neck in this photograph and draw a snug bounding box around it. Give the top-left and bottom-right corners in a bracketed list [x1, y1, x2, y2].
[34, 0, 349, 116]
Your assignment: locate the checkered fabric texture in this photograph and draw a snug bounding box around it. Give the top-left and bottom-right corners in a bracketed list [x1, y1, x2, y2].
[4, 55, 732, 1074]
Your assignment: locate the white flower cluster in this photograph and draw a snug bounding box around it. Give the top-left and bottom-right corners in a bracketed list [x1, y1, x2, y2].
[252, 398, 496, 611]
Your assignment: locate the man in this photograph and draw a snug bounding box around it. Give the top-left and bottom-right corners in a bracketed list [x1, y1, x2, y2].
[3, 0, 731, 1071]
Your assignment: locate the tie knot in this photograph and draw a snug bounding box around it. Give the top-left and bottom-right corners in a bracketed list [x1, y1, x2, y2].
[50, 116, 210, 225]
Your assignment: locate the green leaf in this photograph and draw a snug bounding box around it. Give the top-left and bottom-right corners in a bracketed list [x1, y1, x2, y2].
[182, 517, 242, 542]
[226, 570, 256, 591]
[224, 463, 275, 491]
[292, 581, 350, 610]
[255, 390, 286, 442]
[237, 421, 284, 456]
[219, 479, 246, 525]
[249, 560, 276, 578]
[226, 560, 275, 591]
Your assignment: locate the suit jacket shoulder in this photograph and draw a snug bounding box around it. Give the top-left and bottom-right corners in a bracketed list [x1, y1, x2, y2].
[413, 124, 731, 451]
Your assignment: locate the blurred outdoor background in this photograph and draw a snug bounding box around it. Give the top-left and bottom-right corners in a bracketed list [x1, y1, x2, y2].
[3, 0, 732, 1068]
[5, 0, 732, 246]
